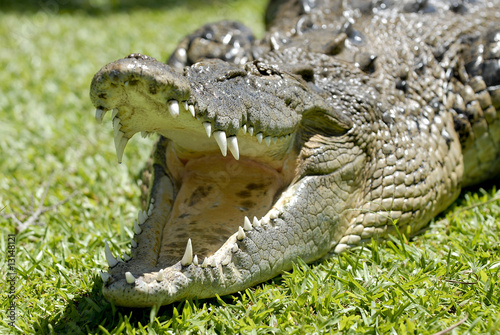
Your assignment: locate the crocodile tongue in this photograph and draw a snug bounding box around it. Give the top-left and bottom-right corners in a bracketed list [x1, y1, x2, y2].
[158, 152, 285, 265]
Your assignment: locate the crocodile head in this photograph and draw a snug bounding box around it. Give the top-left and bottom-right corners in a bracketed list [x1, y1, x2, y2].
[90, 53, 356, 307]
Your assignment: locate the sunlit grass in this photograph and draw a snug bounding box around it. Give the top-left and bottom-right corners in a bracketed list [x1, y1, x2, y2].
[0, 1, 499, 333]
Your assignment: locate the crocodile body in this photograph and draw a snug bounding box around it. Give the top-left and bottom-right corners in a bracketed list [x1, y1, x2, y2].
[90, 0, 500, 307]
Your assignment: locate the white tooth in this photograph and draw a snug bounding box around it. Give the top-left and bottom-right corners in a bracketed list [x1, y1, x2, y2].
[269, 210, 279, 219]
[242, 124, 247, 134]
[264, 136, 271, 146]
[125, 272, 136, 284]
[95, 109, 107, 123]
[202, 257, 209, 268]
[113, 117, 121, 136]
[134, 220, 142, 235]
[138, 210, 148, 225]
[237, 226, 246, 240]
[181, 238, 193, 266]
[213, 131, 227, 156]
[253, 216, 261, 228]
[188, 104, 196, 117]
[124, 81, 129, 86]
[168, 100, 180, 117]
[157, 269, 164, 281]
[104, 241, 118, 268]
[148, 204, 154, 216]
[111, 108, 119, 120]
[131, 239, 138, 248]
[227, 136, 239, 160]
[232, 243, 239, 253]
[122, 253, 131, 261]
[117, 256, 123, 263]
[203, 122, 212, 138]
[183, 101, 188, 111]
[115, 136, 129, 164]
[248, 127, 254, 136]
[211, 258, 217, 267]
[272, 136, 278, 144]
[151, 198, 155, 204]
[256, 133, 263, 143]
[193, 255, 199, 266]
[262, 216, 270, 225]
[244, 216, 253, 231]
[222, 257, 230, 266]
[100, 271, 111, 283]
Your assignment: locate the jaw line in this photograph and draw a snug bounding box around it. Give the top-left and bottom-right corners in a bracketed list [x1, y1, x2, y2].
[101, 128, 300, 306]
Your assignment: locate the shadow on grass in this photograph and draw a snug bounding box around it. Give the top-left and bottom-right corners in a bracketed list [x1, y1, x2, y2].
[33, 275, 173, 333]
[33, 273, 285, 333]
[2, 0, 241, 15]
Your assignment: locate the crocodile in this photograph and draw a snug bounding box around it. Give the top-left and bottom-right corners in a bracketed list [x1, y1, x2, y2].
[90, 0, 500, 307]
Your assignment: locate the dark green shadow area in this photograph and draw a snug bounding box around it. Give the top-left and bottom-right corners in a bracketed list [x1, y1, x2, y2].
[32, 275, 174, 334]
[32, 273, 285, 333]
[2, 0, 245, 15]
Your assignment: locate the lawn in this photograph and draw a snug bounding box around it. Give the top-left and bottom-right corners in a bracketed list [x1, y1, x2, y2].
[0, 0, 499, 334]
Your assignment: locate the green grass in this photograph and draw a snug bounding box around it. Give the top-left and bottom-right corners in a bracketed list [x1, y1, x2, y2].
[0, 1, 499, 333]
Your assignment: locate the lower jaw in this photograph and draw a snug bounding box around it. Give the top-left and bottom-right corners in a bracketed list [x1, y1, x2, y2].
[101, 137, 300, 306]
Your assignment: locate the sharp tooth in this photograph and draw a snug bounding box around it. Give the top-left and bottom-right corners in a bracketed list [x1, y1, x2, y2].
[113, 117, 121, 133]
[272, 136, 278, 144]
[181, 238, 193, 266]
[157, 269, 164, 281]
[122, 253, 131, 261]
[104, 241, 118, 268]
[134, 220, 142, 235]
[116, 256, 123, 262]
[193, 255, 199, 266]
[211, 258, 217, 267]
[269, 209, 279, 219]
[264, 136, 271, 146]
[131, 239, 137, 248]
[168, 100, 180, 117]
[203, 122, 212, 138]
[188, 104, 196, 117]
[222, 257, 230, 266]
[201, 257, 209, 268]
[124, 81, 129, 86]
[151, 198, 155, 204]
[243, 216, 253, 231]
[138, 210, 148, 225]
[237, 226, 246, 240]
[227, 136, 239, 160]
[213, 131, 227, 156]
[125, 272, 136, 284]
[248, 127, 254, 136]
[100, 271, 111, 283]
[262, 216, 270, 225]
[232, 243, 239, 253]
[183, 101, 188, 111]
[253, 216, 261, 228]
[111, 108, 119, 120]
[95, 108, 107, 123]
[148, 204, 154, 216]
[115, 136, 129, 164]
[256, 133, 263, 143]
[242, 124, 247, 134]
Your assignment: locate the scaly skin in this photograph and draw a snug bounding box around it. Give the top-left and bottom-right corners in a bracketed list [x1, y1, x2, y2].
[90, 0, 500, 307]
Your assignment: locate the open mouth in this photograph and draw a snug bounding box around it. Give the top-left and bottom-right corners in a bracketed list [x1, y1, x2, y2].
[90, 54, 310, 306]
[100, 98, 298, 266]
